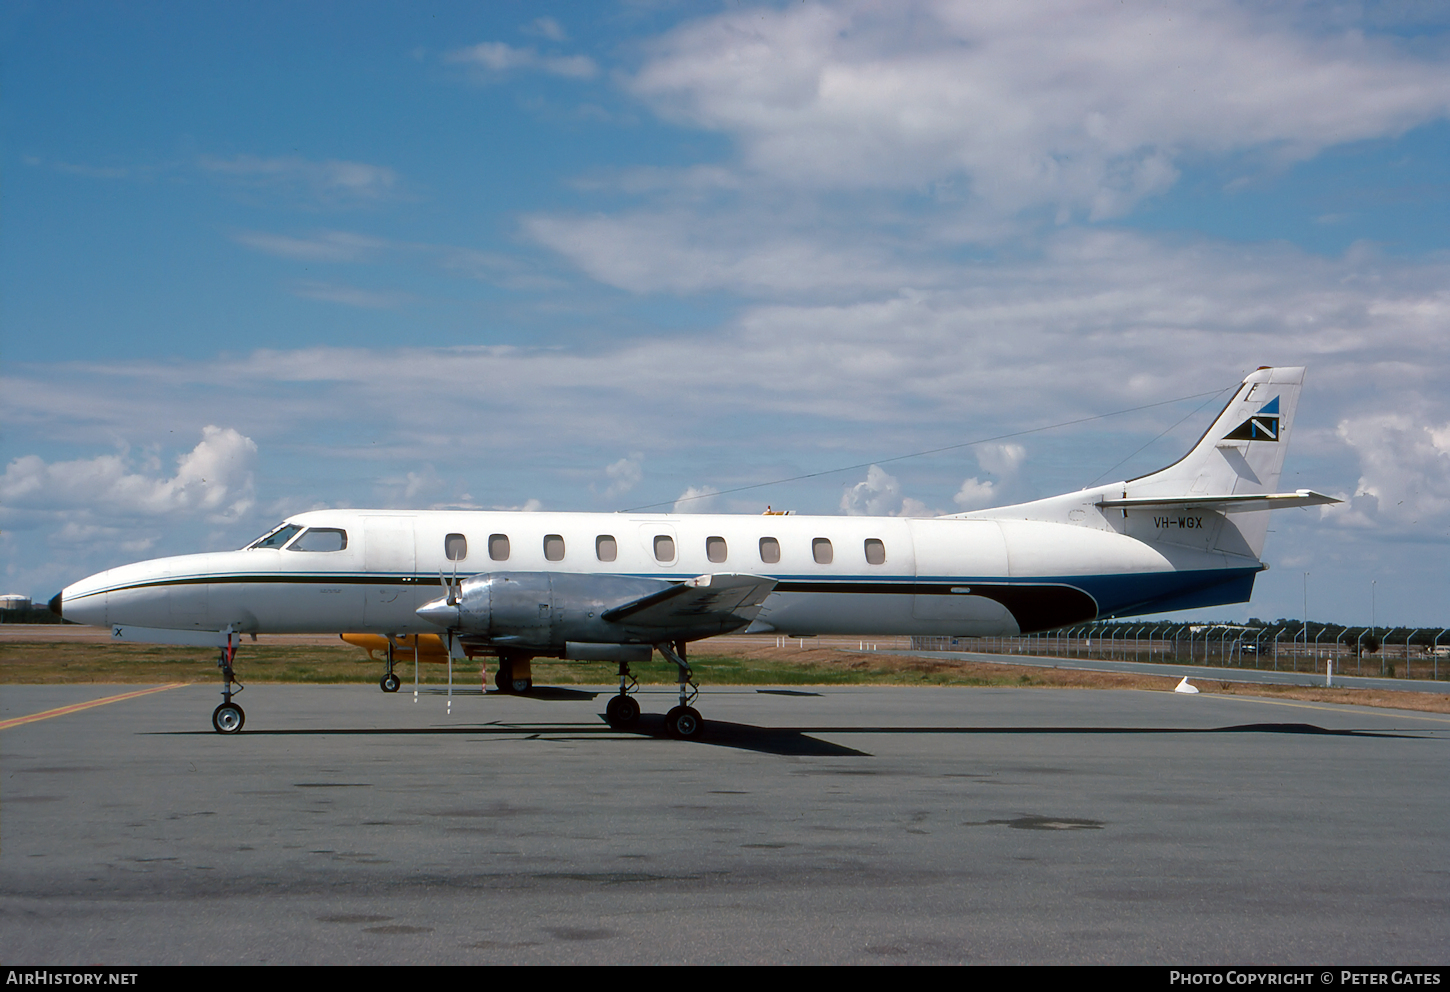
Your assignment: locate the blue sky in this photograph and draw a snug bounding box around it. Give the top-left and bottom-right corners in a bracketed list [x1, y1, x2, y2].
[3, 1, 1449, 628]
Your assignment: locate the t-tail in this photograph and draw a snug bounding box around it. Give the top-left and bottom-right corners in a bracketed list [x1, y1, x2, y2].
[960, 366, 1338, 563]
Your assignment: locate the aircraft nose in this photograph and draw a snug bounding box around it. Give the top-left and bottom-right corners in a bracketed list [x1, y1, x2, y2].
[415, 597, 456, 629]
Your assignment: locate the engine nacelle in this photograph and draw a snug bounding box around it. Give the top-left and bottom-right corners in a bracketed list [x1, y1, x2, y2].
[416, 572, 675, 650]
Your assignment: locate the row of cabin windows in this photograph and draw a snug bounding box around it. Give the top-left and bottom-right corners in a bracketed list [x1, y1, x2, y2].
[443, 533, 888, 566]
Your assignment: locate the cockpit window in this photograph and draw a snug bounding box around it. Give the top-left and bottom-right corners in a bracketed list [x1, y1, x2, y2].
[287, 528, 348, 553]
[248, 524, 302, 550]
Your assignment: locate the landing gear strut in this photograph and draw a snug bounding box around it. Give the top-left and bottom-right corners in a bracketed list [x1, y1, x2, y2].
[211, 635, 245, 734]
[657, 640, 702, 739]
[605, 660, 641, 728]
[379, 637, 401, 693]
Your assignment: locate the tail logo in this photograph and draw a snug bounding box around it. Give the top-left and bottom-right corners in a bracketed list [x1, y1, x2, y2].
[1223, 395, 1280, 442]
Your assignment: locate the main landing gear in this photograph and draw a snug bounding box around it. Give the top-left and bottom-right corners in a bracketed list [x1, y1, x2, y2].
[493, 652, 533, 694]
[212, 637, 245, 734]
[605, 660, 642, 729]
[657, 640, 702, 740]
[603, 642, 702, 738]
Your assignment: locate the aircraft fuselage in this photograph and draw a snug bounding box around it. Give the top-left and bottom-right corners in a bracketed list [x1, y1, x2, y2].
[59, 507, 1261, 642]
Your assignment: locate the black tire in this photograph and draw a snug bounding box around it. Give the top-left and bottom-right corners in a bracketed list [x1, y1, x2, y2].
[212, 703, 244, 734]
[380, 673, 401, 693]
[664, 705, 702, 739]
[605, 694, 641, 728]
[494, 665, 512, 693]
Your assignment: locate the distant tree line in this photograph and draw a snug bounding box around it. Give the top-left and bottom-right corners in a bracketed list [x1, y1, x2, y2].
[0, 603, 70, 624]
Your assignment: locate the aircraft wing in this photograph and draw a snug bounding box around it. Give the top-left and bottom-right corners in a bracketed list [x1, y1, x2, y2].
[602, 573, 778, 636]
[1096, 489, 1340, 512]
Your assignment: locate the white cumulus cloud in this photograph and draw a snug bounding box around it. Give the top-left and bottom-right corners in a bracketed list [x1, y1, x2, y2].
[841, 465, 937, 516]
[674, 485, 721, 513]
[1324, 411, 1450, 534]
[600, 454, 644, 499]
[631, 0, 1450, 219]
[1, 426, 258, 526]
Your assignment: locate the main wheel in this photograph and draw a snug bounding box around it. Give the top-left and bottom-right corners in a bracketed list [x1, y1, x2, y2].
[380, 672, 401, 693]
[511, 677, 533, 694]
[212, 702, 245, 734]
[664, 705, 702, 739]
[605, 694, 641, 728]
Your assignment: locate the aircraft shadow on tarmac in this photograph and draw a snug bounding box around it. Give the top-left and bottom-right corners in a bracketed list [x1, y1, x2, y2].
[412, 686, 602, 701]
[157, 719, 1422, 758]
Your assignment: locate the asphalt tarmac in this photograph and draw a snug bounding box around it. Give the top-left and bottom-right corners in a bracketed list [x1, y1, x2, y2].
[2, 681, 1446, 965]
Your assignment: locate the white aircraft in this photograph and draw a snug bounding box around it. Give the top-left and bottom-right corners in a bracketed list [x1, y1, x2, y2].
[52, 366, 1336, 737]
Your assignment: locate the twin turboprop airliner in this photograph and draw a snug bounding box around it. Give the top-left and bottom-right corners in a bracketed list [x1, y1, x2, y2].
[52, 366, 1336, 737]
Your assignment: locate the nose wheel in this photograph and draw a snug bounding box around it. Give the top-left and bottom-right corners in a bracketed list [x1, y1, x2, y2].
[212, 702, 245, 734]
[379, 638, 402, 692]
[212, 637, 245, 734]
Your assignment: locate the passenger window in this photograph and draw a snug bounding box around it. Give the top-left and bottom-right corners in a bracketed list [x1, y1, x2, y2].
[596, 535, 617, 562]
[706, 536, 728, 563]
[489, 534, 510, 561]
[813, 538, 833, 565]
[759, 537, 780, 564]
[864, 538, 885, 565]
[445, 533, 467, 561]
[544, 534, 566, 561]
[288, 528, 348, 552]
[654, 534, 675, 562]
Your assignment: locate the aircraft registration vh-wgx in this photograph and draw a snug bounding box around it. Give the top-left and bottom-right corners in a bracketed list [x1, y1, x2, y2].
[52, 366, 1337, 738]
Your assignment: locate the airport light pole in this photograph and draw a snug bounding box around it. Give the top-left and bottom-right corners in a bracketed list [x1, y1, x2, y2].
[1303, 571, 1309, 673]
[1372, 579, 1378, 675]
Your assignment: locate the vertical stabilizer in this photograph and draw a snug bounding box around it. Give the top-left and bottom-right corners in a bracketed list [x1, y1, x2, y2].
[1118, 366, 1305, 559]
[1125, 366, 1303, 500]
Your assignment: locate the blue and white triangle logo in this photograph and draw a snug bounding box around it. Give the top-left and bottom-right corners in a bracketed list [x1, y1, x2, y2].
[1224, 396, 1280, 441]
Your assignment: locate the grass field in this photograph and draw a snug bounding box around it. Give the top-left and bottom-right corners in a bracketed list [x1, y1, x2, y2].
[2, 637, 1447, 714]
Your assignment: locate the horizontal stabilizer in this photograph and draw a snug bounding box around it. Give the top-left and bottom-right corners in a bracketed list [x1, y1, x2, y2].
[1096, 490, 1340, 512]
[602, 573, 777, 633]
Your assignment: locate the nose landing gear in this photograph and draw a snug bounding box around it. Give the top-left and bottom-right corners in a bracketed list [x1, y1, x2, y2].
[379, 637, 402, 692]
[212, 636, 245, 734]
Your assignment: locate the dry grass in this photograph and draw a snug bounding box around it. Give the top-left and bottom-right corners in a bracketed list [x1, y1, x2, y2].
[1, 634, 1445, 713]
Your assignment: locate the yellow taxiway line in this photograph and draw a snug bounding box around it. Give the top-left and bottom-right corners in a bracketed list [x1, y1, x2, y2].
[0, 683, 189, 731]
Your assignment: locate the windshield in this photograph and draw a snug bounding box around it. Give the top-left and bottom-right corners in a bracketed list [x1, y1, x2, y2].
[246, 523, 302, 550]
